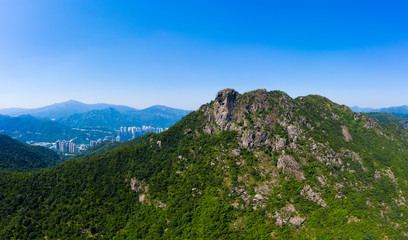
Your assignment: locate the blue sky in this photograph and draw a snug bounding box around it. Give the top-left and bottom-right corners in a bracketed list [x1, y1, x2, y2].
[0, 0, 408, 110]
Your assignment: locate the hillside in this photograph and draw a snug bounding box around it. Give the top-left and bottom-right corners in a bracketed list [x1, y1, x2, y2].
[1, 89, 408, 239]
[369, 112, 408, 130]
[0, 134, 61, 171]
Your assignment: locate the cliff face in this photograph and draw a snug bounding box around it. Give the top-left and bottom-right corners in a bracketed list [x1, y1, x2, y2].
[202, 89, 282, 147]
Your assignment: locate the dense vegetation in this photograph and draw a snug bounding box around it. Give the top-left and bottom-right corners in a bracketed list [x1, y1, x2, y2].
[1, 89, 408, 239]
[0, 134, 61, 172]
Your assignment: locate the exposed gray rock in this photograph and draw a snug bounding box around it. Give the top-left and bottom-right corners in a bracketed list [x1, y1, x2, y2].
[282, 204, 296, 213]
[300, 185, 327, 207]
[274, 138, 287, 150]
[289, 216, 307, 226]
[287, 125, 301, 141]
[274, 214, 291, 227]
[211, 89, 240, 129]
[241, 131, 255, 148]
[255, 184, 274, 195]
[203, 125, 213, 134]
[342, 125, 352, 142]
[253, 193, 265, 203]
[232, 148, 241, 156]
[130, 178, 148, 193]
[331, 113, 340, 120]
[316, 175, 327, 186]
[273, 204, 306, 226]
[277, 152, 305, 181]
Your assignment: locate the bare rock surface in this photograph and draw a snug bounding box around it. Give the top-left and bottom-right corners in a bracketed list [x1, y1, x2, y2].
[277, 152, 305, 181]
[300, 185, 327, 207]
[342, 125, 353, 142]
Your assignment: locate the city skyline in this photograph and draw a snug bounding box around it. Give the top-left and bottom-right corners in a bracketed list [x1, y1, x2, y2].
[1, 1, 408, 109]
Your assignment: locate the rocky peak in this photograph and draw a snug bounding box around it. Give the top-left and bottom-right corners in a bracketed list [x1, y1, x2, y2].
[212, 89, 240, 129]
[201, 89, 292, 147]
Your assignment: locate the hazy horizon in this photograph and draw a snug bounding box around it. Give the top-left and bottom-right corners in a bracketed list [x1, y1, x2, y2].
[1, 1, 407, 110]
[1, 92, 408, 112]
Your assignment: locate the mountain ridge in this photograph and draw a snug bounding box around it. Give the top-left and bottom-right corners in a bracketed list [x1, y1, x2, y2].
[58, 106, 192, 129]
[352, 105, 408, 115]
[0, 100, 190, 119]
[0, 102, 191, 144]
[0, 114, 113, 143]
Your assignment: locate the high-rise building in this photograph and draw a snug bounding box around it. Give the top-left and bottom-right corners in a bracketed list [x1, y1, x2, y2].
[69, 142, 76, 153]
[55, 140, 71, 152]
[56, 140, 61, 151]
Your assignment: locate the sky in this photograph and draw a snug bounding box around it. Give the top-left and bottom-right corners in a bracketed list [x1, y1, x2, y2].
[0, 0, 408, 110]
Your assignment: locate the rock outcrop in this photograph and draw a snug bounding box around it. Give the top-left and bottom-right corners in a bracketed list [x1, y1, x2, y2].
[300, 185, 327, 207]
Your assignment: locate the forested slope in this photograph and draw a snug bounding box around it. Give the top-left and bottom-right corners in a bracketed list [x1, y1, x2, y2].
[0, 134, 61, 172]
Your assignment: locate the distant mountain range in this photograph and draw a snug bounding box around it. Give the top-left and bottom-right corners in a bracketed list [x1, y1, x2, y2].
[351, 105, 408, 115]
[0, 100, 137, 119]
[0, 114, 114, 143]
[59, 105, 192, 129]
[0, 100, 191, 144]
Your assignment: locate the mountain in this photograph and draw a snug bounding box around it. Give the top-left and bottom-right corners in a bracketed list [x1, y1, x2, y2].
[59, 106, 192, 129]
[0, 114, 113, 143]
[1, 89, 408, 239]
[0, 100, 137, 119]
[59, 107, 127, 129]
[0, 134, 61, 171]
[352, 105, 408, 115]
